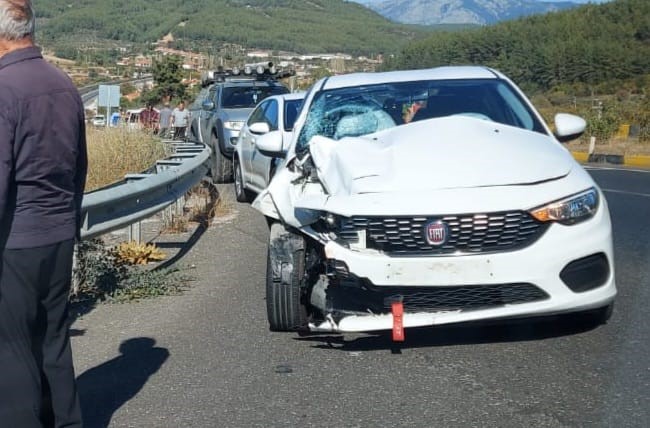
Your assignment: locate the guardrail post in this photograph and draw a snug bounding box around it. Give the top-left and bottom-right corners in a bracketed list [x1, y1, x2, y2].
[176, 194, 185, 217]
[128, 221, 142, 243]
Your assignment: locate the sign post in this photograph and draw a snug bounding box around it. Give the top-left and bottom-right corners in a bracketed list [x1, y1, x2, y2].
[98, 85, 121, 127]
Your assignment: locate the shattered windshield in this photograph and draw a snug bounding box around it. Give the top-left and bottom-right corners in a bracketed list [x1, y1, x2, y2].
[296, 78, 546, 155]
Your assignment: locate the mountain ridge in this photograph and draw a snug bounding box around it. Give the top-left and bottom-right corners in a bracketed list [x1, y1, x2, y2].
[34, 0, 432, 57]
[355, 0, 580, 25]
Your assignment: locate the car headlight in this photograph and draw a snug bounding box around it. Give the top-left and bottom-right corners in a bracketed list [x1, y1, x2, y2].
[530, 188, 599, 225]
[223, 121, 244, 131]
[320, 212, 342, 230]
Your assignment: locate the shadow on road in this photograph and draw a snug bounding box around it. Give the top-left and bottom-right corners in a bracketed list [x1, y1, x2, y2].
[154, 221, 207, 271]
[295, 313, 605, 352]
[77, 337, 169, 428]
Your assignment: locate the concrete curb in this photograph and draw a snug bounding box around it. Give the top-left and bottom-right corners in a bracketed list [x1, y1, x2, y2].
[571, 152, 650, 168]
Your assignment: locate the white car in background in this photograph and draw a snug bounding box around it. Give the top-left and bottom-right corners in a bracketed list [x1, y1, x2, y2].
[91, 114, 106, 127]
[233, 92, 305, 202]
[253, 66, 616, 337]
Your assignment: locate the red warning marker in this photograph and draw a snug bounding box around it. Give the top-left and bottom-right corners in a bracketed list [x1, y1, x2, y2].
[391, 302, 404, 342]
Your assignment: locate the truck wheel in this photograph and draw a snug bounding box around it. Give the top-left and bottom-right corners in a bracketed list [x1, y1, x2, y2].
[233, 156, 253, 203]
[266, 223, 309, 332]
[210, 132, 233, 183]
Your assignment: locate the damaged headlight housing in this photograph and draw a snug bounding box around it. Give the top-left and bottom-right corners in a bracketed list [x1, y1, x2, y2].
[530, 188, 599, 225]
[321, 212, 342, 230]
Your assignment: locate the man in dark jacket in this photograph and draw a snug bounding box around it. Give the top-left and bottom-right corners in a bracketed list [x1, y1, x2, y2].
[0, 1, 86, 426]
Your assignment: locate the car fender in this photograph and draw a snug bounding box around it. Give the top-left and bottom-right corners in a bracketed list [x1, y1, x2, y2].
[252, 159, 324, 228]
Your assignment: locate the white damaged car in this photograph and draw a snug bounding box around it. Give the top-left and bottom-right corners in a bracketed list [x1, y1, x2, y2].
[253, 66, 616, 337]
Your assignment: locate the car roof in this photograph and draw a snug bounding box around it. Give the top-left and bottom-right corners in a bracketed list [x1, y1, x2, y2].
[321, 66, 500, 90]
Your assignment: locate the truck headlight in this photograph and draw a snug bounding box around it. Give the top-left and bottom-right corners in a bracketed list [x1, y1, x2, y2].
[530, 188, 599, 225]
[224, 121, 244, 131]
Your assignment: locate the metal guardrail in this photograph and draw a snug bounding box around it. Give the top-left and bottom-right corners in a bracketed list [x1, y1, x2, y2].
[80, 141, 211, 240]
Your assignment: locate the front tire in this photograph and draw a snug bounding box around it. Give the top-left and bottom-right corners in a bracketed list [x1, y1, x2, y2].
[266, 223, 309, 331]
[233, 156, 253, 203]
[210, 132, 233, 183]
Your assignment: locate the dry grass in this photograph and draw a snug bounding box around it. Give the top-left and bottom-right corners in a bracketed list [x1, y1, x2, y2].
[85, 127, 168, 191]
[214, 187, 235, 218]
[160, 181, 220, 234]
[565, 137, 650, 157]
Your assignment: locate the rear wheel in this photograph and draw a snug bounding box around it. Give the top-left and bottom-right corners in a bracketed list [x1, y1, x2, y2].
[233, 156, 253, 203]
[210, 132, 233, 183]
[266, 223, 309, 331]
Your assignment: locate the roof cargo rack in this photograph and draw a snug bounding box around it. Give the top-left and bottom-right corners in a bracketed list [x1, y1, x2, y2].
[200, 62, 295, 87]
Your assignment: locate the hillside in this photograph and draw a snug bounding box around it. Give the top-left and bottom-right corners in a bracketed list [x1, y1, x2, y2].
[363, 0, 577, 26]
[384, 0, 650, 92]
[35, 0, 430, 57]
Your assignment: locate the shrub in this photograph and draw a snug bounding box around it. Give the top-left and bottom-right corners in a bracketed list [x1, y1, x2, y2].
[85, 127, 168, 191]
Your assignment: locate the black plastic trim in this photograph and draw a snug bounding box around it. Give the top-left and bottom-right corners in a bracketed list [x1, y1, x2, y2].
[560, 253, 610, 293]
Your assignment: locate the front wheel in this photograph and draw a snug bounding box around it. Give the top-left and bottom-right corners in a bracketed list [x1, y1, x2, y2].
[233, 156, 253, 203]
[266, 223, 309, 331]
[210, 133, 233, 183]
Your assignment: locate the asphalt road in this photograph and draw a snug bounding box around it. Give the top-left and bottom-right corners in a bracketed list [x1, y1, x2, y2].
[71, 166, 650, 428]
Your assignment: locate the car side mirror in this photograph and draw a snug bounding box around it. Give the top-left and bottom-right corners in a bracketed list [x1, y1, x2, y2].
[255, 130, 284, 158]
[202, 100, 215, 110]
[554, 113, 586, 143]
[249, 122, 270, 135]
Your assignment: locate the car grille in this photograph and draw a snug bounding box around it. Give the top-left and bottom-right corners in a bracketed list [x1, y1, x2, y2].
[337, 211, 547, 256]
[375, 283, 549, 313]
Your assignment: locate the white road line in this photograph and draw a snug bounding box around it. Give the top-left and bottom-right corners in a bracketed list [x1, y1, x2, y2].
[602, 188, 650, 198]
[585, 166, 650, 174]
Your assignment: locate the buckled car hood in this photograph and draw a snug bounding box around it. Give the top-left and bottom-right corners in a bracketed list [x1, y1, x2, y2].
[309, 116, 573, 196]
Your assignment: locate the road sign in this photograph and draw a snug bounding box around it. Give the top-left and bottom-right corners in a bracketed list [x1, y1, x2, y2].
[98, 85, 120, 107]
[98, 85, 121, 127]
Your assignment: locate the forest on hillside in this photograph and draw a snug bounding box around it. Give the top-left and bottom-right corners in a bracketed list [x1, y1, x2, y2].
[383, 0, 650, 94]
[35, 0, 429, 56]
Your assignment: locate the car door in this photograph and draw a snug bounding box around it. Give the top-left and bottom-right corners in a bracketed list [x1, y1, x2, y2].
[189, 87, 209, 140]
[251, 98, 279, 190]
[241, 100, 270, 187]
[199, 86, 218, 142]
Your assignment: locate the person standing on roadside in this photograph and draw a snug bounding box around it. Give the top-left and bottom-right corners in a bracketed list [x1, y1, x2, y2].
[0, 1, 86, 427]
[158, 101, 173, 138]
[171, 100, 189, 140]
[140, 103, 159, 133]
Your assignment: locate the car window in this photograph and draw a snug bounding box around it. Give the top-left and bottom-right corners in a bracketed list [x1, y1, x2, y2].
[205, 87, 218, 106]
[296, 78, 546, 154]
[221, 85, 288, 109]
[284, 99, 303, 131]
[248, 100, 269, 126]
[263, 100, 279, 131]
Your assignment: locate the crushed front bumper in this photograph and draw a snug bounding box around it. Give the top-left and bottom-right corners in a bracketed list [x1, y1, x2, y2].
[309, 203, 616, 333]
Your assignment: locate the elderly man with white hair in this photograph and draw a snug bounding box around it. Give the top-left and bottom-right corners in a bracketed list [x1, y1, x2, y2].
[0, 1, 86, 426]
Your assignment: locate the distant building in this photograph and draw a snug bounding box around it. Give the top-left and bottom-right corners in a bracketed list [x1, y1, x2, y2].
[247, 50, 272, 59]
[154, 47, 208, 70]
